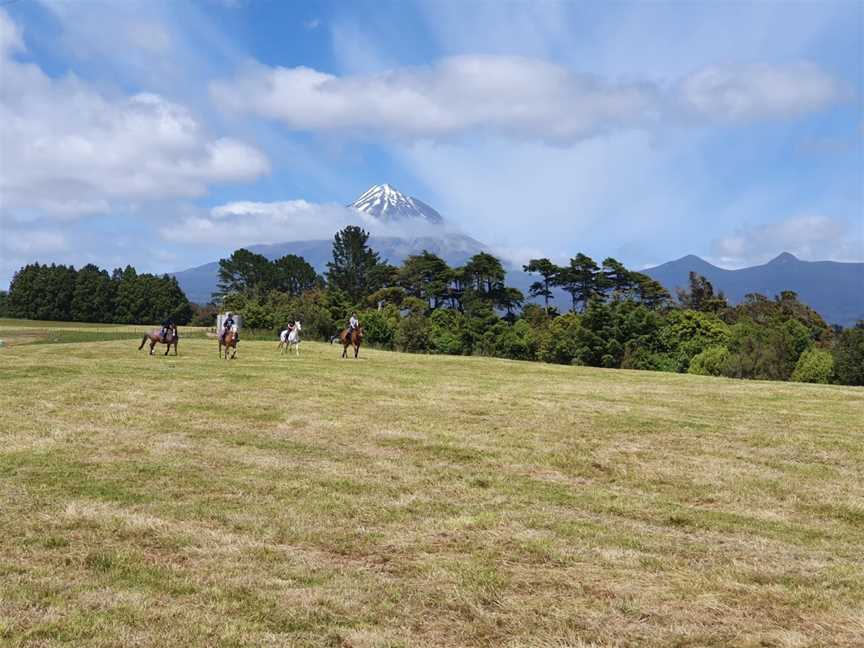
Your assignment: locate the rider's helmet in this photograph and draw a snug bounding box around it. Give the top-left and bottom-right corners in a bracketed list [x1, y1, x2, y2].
[226, 311, 233, 318]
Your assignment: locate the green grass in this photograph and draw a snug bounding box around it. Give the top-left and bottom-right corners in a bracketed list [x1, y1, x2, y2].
[0, 318, 210, 346]
[1, 337, 862, 647]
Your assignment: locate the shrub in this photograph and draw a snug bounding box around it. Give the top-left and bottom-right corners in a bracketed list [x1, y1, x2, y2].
[791, 348, 834, 384]
[537, 313, 581, 364]
[362, 309, 398, 349]
[721, 319, 808, 381]
[688, 346, 730, 376]
[621, 346, 677, 372]
[476, 320, 537, 360]
[239, 299, 274, 330]
[429, 309, 466, 355]
[659, 310, 730, 372]
[395, 314, 430, 352]
[832, 324, 864, 386]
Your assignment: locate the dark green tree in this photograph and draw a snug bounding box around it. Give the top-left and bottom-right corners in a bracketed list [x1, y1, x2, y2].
[7, 263, 44, 319]
[601, 257, 633, 300]
[326, 226, 385, 304]
[9, 263, 77, 321]
[215, 249, 273, 300]
[499, 286, 525, 321]
[555, 253, 602, 312]
[71, 264, 116, 322]
[523, 258, 560, 312]
[112, 266, 144, 323]
[631, 272, 672, 310]
[677, 272, 728, 313]
[271, 254, 322, 296]
[833, 322, 864, 386]
[462, 252, 506, 297]
[399, 251, 452, 310]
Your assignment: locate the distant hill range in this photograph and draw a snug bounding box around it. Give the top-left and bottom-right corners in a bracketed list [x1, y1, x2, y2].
[642, 252, 863, 327]
[171, 184, 863, 327]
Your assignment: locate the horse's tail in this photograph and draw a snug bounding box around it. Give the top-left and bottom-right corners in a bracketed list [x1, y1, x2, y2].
[138, 334, 147, 350]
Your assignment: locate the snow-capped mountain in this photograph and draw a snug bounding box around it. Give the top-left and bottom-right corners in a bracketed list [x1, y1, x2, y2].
[350, 184, 444, 224]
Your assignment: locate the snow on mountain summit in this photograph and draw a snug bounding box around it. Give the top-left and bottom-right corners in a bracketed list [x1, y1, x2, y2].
[349, 184, 444, 224]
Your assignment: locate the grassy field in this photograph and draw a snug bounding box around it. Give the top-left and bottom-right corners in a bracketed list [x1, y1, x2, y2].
[1, 335, 862, 647]
[0, 318, 211, 347]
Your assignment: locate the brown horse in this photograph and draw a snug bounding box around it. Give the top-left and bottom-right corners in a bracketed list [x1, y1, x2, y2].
[219, 327, 238, 360]
[138, 327, 179, 356]
[339, 327, 363, 359]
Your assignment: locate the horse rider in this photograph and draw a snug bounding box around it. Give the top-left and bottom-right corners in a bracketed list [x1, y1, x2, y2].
[160, 316, 175, 343]
[347, 312, 359, 337]
[221, 312, 236, 344]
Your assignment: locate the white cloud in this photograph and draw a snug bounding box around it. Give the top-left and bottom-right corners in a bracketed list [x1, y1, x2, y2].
[210, 55, 844, 142]
[2, 229, 68, 255]
[127, 21, 173, 55]
[0, 9, 269, 220]
[166, 200, 451, 247]
[0, 223, 68, 287]
[677, 63, 846, 121]
[0, 5, 22, 54]
[210, 55, 660, 142]
[712, 214, 864, 267]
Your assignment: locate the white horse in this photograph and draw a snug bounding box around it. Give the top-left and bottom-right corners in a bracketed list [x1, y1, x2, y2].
[278, 321, 302, 355]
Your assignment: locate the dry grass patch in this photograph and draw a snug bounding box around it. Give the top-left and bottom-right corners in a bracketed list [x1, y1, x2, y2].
[1, 338, 862, 647]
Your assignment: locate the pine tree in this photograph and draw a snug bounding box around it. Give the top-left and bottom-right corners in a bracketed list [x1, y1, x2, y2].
[71, 264, 115, 322]
[215, 249, 274, 300]
[601, 258, 633, 300]
[555, 254, 602, 312]
[677, 272, 728, 313]
[326, 226, 385, 304]
[399, 251, 452, 310]
[523, 258, 560, 313]
[272, 254, 322, 296]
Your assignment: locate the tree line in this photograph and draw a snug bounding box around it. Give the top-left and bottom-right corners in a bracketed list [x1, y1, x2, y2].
[213, 226, 864, 386]
[2, 263, 193, 324]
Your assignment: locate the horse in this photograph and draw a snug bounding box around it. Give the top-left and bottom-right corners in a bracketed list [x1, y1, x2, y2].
[278, 322, 302, 356]
[338, 326, 363, 359]
[138, 327, 179, 356]
[219, 325, 239, 360]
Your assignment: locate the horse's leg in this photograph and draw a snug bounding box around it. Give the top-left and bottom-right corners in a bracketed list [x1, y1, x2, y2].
[138, 335, 147, 351]
[150, 340, 156, 355]
[354, 344, 359, 359]
[342, 344, 347, 358]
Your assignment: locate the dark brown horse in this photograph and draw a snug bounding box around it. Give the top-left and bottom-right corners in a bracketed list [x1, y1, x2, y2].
[219, 327, 238, 360]
[139, 327, 179, 356]
[339, 327, 363, 359]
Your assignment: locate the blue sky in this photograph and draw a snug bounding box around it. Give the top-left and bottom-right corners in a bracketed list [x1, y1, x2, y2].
[1, 0, 862, 287]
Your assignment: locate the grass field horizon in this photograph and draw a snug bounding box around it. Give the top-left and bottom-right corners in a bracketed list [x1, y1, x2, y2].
[2, 334, 862, 646]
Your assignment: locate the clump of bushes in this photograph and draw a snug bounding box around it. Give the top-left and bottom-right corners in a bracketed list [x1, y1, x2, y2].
[791, 348, 834, 384]
[688, 346, 730, 377]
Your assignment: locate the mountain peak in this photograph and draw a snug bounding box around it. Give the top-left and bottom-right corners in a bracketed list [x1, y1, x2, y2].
[768, 252, 799, 265]
[349, 184, 444, 224]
